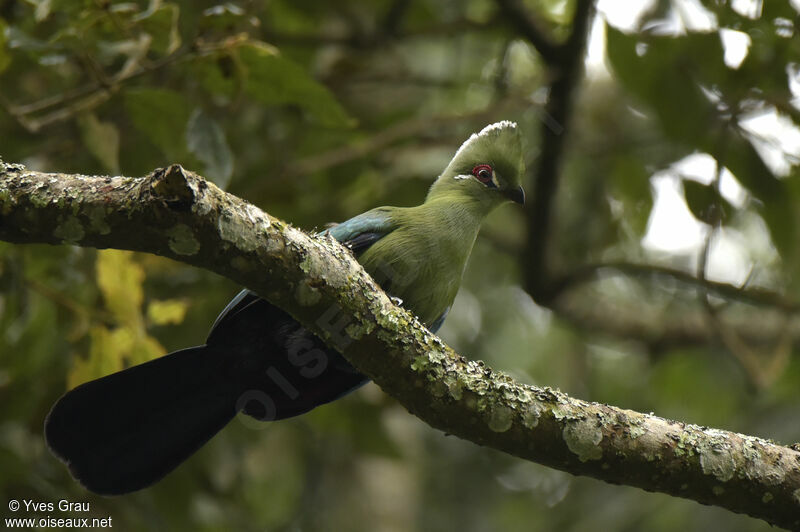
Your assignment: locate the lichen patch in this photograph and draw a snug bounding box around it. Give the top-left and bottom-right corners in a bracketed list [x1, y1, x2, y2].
[444, 375, 463, 400]
[521, 402, 543, 429]
[167, 224, 200, 256]
[750, 452, 787, 486]
[295, 281, 322, 306]
[487, 405, 514, 433]
[218, 211, 258, 252]
[699, 442, 736, 482]
[563, 418, 603, 462]
[53, 215, 85, 243]
[86, 204, 111, 234]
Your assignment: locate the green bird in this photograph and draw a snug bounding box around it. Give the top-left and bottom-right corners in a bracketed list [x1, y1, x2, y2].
[44, 121, 526, 495]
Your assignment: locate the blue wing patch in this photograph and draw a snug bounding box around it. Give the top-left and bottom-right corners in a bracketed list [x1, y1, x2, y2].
[428, 306, 450, 333]
[341, 232, 384, 255]
[324, 207, 395, 257]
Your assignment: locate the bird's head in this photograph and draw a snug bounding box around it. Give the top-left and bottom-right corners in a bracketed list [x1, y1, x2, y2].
[427, 121, 525, 208]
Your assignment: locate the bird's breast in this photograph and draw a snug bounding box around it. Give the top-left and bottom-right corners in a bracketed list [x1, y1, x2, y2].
[357, 221, 477, 326]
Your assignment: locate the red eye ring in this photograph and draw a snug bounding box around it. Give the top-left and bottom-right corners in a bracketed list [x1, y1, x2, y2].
[472, 164, 493, 183]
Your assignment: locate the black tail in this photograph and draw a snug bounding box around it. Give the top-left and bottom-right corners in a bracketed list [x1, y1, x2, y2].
[45, 345, 238, 495]
[45, 292, 368, 495]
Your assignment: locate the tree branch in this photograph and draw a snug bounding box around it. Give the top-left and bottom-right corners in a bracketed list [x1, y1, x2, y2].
[552, 261, 800, 313]
[495, 0, 563, 65]
[1, 162, 800, 529]
[261, 16, 498, 49]
[552, 291, 800, 354]
[520, 0, 594, 303]
[276, 98, 524, 182]
[1, 43, 189, 133]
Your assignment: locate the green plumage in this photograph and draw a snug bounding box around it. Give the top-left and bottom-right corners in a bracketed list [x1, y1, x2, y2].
[354, 121, 525, 325]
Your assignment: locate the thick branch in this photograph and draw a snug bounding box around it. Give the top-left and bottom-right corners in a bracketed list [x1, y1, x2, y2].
[1, 162, 799, 529]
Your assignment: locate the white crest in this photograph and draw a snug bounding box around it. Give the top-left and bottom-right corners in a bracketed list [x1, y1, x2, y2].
[451, 121, 518, 163]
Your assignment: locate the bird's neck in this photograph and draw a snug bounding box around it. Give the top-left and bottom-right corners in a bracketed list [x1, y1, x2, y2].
[416, 194, 491, 264]
[424, 184, 498, 219]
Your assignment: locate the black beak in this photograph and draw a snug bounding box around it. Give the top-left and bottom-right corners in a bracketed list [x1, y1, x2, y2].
[504, 185, 525, 205]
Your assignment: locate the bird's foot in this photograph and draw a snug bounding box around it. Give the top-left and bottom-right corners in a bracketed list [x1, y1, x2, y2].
[390, 296, 404, 306]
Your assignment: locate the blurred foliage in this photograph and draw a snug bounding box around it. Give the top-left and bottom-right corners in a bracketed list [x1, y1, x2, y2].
[1, 0, 799, 530]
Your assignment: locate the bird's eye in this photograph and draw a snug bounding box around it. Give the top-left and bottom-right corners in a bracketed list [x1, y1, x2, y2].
[472, 164, 493, 184]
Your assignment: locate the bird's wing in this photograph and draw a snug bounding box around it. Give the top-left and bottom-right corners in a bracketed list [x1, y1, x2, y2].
[428, 306, 450, 334]
[325, 207, 395, 256]
[207, 207, 397, 341]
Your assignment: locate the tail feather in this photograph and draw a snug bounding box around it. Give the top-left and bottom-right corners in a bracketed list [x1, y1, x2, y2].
[45, 296, 369, 495]
[45, 345, 237, 495]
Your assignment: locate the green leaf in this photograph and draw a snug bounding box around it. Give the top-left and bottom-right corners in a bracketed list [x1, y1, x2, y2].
[722, 133, 796, 262]
[68, 325, 127, 388]
[68, 326, 164, 386]
[70, 251, 168, 384]
[78, 113, 120, 174]
[682, 179, 731, 225]
[96, 249, 144, 327]
[135, 2, 181, 55]
[237, 41, 354, 127]
[128, 334, 165, 366]
[606, 25, 796, 265]
[124, 87, 192, 160]
[609, 155, 654, 235]
[186, 108, 234, 189]
[196, 54, 238, 98]
[606, 27, 726, 145]
[147, 298, 189, 326]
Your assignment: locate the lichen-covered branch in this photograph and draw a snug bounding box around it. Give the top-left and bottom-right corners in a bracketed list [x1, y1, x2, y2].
[1, 162, 799, 529]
